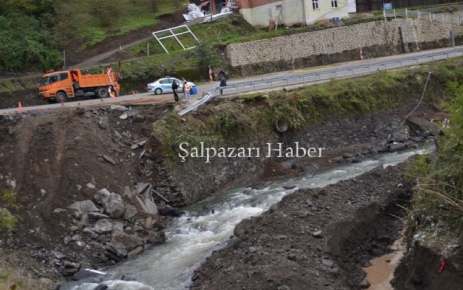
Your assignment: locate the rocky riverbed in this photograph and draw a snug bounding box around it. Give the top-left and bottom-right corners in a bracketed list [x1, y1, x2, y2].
[190, 164, 412, 290]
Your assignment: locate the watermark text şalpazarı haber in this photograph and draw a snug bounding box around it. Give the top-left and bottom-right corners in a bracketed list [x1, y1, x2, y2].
[178, 142, 325, 163]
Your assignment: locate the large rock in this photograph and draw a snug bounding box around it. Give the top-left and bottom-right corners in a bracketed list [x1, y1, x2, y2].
[94, 188, 111, 205]
[388, 142, 406, 152]
[95, 190, 126, 219]
[144, 198, 158, 215]
[68, 200, 99, 213]
[104, 193, 126, 218]
[94, 219, 113, 234]
[148, 231, 166, 245]
[112, 221, 124, 234]
[406, 117, 439, 135]
[62, 261, 81, 277]
[110, 233, 144, 255]
[388, 128, 409, 143]
[123, 204, 138, 221]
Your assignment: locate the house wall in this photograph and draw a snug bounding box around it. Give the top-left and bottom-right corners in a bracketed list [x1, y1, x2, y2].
[237, 0, 350, 27]
[225, 18, 462, 67]
[305, 0, 349, 23]
[239, 1, 284, 27]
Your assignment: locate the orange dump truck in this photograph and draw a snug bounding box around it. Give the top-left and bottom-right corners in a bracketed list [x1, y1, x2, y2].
[38, 69, 120, 102]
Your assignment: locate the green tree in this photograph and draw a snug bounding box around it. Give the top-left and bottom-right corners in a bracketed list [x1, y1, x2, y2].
[0, 14, 61, 72]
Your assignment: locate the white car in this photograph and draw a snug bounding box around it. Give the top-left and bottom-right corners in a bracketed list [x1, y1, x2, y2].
[147, 77, 195, 95]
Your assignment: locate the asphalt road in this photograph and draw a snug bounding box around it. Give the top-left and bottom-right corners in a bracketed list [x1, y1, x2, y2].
[2, 45, 463, 116]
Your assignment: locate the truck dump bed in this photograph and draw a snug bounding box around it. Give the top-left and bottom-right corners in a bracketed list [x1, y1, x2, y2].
[71, 70, 114, 88]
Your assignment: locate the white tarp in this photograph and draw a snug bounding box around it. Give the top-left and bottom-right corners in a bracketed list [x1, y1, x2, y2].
[183, 3, 205, 21]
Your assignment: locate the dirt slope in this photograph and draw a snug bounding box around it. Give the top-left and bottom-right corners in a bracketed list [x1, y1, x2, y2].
[68, 12, 186, 68]
[191, 165, 413, 290]
[0, 104, 171, 281]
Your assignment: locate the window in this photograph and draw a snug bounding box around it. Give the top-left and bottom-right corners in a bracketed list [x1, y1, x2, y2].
[49, 75, 59, 83]
[59, 73, 68, 81]
[331, 0, 338, 8]
[312, 0, 319, 10]
[160, 79, 171, 84]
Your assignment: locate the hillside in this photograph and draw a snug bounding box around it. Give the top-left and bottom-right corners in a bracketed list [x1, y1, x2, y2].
[0, 0, 185, 74]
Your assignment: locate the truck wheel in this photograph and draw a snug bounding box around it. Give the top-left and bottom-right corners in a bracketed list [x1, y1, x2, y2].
[96, 87, 109, 98]
[155, 88, 162, 95]
[55, 91, 67, 103]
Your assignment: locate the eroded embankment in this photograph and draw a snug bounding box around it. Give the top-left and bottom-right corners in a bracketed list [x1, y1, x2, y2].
[190, 165, 413, 290]
[0, 104, 175, 288]
[0, 57, 461, 288]
[146, 59, 461, 207]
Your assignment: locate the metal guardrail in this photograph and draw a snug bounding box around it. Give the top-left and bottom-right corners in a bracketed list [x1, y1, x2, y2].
[384, 8, 463, 24]
[178, 47, 463, 116]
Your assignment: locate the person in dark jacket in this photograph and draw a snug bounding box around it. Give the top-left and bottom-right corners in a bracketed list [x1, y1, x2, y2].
[172, 80, 179, 102]
[219, 76, 227, 96]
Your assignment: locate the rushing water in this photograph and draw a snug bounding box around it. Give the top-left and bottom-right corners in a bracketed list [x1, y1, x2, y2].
[68, 147, 432, 290]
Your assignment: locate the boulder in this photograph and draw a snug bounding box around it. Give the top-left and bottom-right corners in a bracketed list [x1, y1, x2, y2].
[158, 205, 183, 217]
[112, 222, 124, 234]
[110, 233, 144, 254]
[128, 246, 144, 258]
[144, 198, 158, 215]
[94, 219, 113, 234]
[388, 128, 409, 143]
[94, 188, 111, 205]
[406, 117, 439, 135]
[148, 231, 166, 245]
[62, 261, 81, 277]
[100, 192, 126, 219]
[123, 204, 138, 221]
[388, 142, 406, 152]
[99, 117, 109, 129]
[68, 200, 99, 213]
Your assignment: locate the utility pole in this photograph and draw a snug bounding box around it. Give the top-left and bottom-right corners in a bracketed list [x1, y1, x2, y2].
[210, 0, 217, 15]
[63, 50, 66, 69]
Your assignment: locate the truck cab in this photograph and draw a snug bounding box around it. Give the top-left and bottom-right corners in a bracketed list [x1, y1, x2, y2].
[38, 70, 75, 102]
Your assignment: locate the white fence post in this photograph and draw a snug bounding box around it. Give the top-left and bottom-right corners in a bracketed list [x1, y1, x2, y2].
[394, 9, 396, 19]
[405, 8, 408, 19]
[383, 9, 386, 21]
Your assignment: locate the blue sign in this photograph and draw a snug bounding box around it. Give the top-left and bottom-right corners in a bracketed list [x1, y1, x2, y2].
[383, 3, 393, 11]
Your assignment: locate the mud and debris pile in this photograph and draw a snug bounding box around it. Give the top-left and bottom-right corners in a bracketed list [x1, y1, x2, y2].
[0, 104, 181, 284]
[191, 165, 413, 290]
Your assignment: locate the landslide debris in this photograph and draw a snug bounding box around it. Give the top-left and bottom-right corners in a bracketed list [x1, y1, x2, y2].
[0, 104, 176, 285]
[191, 165, 413, 290]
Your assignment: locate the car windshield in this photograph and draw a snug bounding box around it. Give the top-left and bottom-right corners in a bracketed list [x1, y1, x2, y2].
[38, 76, 49, 86]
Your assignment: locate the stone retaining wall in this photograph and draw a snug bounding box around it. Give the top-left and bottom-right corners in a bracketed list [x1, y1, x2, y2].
[226, 18, 462, 67]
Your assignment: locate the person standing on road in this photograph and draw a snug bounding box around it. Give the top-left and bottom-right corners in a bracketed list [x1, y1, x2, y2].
[184, 81, 191, 100]
[172, 80, 179, 102]
[181, 77, 186, 95]
[219, 75, 227, 96]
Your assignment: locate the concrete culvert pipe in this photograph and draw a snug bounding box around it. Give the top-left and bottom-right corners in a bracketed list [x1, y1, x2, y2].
[275, 119, 289, 133]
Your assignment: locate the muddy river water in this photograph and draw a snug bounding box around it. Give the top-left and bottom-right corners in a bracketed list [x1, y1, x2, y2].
[67, 147, 431, 290]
